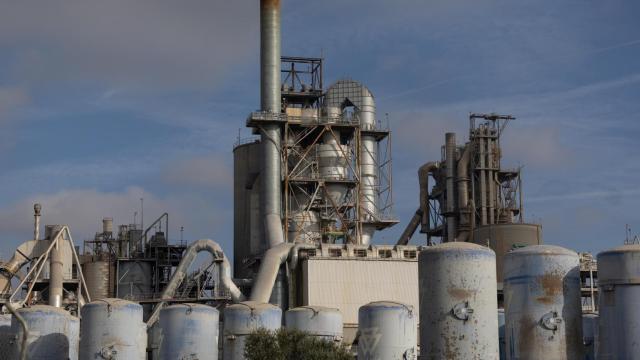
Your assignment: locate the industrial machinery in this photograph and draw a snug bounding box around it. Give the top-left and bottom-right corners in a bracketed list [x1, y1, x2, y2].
[396, 114, 543, 286]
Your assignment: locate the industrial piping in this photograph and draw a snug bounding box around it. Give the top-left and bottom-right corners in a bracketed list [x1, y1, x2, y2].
[418, 162, 439, 233]
[396, 208, 423, 245]
[444, 133, 457, 242]
[250, 242, 317, 303]
[146, 239, 245, 327]
[260, 0, 284, 248]
[456, 145, 470, 242]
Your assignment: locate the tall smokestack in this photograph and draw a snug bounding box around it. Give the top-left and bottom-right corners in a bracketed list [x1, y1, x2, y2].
[260, 0, 281, 113]
[260, 0, 283, 247]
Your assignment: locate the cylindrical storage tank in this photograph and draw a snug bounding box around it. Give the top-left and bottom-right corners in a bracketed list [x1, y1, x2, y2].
[357, 301, 416, 360]
[79, 298, 147, 359]
[419, 242, 499, 359]
[582, 313, 598, 360]
[102, 217, 113, 234]
[10, 305, 79, 360]
[498, 309, 506, 360]
[222, 301, 282, 360]
[596, 244, 640, 358]
[158, 304, 219, 360]
[284, 306, 343, 342]
[503, 245, 582, 360]
[472, 223, 542, 284]
[82, 257, 115, 300]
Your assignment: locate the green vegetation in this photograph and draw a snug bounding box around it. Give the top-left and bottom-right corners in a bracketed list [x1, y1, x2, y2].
[244, 328, 352, 360]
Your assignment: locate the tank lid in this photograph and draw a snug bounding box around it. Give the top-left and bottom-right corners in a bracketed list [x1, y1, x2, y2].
[225, 301, 281, 312]
[87, 298, 141, 308]
[164, 303, 218, 312]
[597, 244, 640, 284]
[598, 244, 640, 255]
[287, 306, 340, 314]
[420, 242, 495, 256]
[361, 301, 413, 312]
[17, 305, 77, 318]
[507, 244, 577, 257]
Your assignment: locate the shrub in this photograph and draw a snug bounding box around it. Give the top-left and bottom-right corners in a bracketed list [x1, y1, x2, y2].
[244, 328, 352, 360]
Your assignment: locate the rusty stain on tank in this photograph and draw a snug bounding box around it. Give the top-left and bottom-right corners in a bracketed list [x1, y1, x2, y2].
[262, 0, 280, 9]
[447, 287, 473, 300]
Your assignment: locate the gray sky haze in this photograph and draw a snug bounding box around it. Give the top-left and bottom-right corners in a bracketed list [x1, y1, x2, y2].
[0, 0, 638, 259]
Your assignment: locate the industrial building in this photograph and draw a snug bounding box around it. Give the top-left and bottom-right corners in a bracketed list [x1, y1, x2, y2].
[0, 0, 637, 359]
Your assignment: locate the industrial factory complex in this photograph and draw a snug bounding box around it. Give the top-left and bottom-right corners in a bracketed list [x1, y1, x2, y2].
[0, 1, 636, 359]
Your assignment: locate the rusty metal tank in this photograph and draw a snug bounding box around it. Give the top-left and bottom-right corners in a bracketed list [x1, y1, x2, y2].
[10, 305, 79, 360]
[503, 245, 582, 360]
[159, 303, 219, 360]
[596, 244, 640, 358]
[222, 301, 281, 360]
[79, 298, 147, 359]
[284, 306, 343, 342]
[419, 242, 499, 359]
[473, 223, 542, 284]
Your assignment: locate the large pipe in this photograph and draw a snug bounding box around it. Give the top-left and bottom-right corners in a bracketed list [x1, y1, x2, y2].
[418, 162, 439, 232]
[260, 0, 281, 113]
[250, 242, 294, 303]
[396, 208, 423, 245]
[147, 239, 245, 327]
[359, 92, 377, 245]
[49, 236, 63, 308]
[478, 127, 487, 225]
[260, 0, 283, 248]
[445, 133, 457, 242]
[33, 204, 41, 241]
[456, 146, 470, 242]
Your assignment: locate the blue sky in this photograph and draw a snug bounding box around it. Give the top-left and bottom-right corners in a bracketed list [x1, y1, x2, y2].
[0, 0, 638, 259]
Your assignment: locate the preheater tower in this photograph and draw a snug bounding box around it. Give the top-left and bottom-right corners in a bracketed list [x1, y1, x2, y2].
[233, 1, 397, 287]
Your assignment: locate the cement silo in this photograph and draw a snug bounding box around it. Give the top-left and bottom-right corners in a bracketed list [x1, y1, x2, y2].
[596, 244, 640, 358]
[284, 306, 343, 342]
[222, 301, 282, 360]
[503, 245, 582, 360]
[357, 301, 417, 360]
[10, 305, 79, 360]
[419, 242, 499, 359]
[79, 298, 147, 359]
[158, 304, 219, 360]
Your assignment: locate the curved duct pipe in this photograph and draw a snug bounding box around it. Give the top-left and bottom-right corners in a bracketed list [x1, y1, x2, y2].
[456, 145, 471, 243]
[265, 213, 285, 249]
[147, 239, 245, 327]
[249, 242, 294, 303]
[418, 162, 439, 233]
[0, 240, 49, 295]
[288, 243, 318, 271]
[396, 208, 423, 246]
